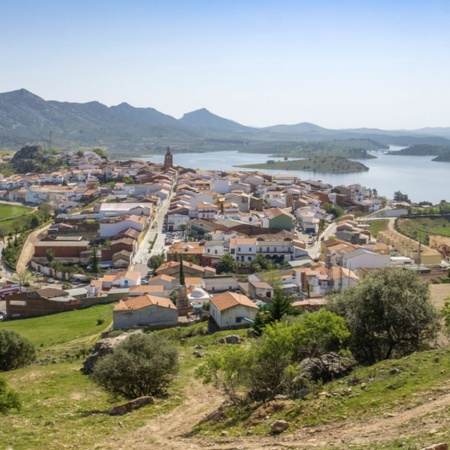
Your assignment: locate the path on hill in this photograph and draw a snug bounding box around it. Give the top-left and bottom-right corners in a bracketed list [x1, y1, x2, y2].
[16, 222, 51, 273]
[100, 378, 450, 450]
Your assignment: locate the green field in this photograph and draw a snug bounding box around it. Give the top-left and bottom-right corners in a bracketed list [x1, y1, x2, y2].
[0, 203, 33, 220]
[397, 216, 450, 244]
[365, 219, 389, 238]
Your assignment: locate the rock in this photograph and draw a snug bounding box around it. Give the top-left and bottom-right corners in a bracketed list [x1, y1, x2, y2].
[271, 419, 289, 434]
[81, 330, 143, 374]
[193, 351, 204, 358]
[299, 353, 355, 383]
[217, 335, 243, 345]
[108, 396, 154, 415]
[390, 368, 401, 375]
[195, 344, 204, 349]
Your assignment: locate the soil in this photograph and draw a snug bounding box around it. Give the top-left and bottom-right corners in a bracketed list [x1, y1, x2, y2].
[98, 378, 450, 450]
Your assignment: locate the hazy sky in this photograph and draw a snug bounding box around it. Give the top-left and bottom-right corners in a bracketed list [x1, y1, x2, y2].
[2, 0, 450, 129]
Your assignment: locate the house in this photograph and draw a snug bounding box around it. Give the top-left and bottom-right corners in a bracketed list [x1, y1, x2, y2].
[6, 288, 78, 319]
[341, 248, 390, 270]
[263, 208, 295, 231]
[113, 294, 178, 329]
[156, 261, 216, 279]
[201, 275, 240, 293]
[209, 291, 259, 330]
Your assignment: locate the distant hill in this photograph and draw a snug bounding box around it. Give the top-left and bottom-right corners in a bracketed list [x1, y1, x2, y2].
[1, 89, 450, 156]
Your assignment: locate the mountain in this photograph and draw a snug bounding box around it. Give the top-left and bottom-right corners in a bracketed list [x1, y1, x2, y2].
[179, 108, 250, 132]
[0, 89, 449, 155]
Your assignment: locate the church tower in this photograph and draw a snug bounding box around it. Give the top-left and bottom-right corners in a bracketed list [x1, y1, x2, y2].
[164, 146, 173, 171]
[176, 255, 193, 316]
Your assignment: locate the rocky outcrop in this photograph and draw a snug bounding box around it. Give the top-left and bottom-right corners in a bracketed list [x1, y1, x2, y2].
[216, 335, 243, 345]
[81, 330, 143, 374]
[108, 396, 154, 415]
[299, 352, 355, 383]
[271, 419, 289, 434]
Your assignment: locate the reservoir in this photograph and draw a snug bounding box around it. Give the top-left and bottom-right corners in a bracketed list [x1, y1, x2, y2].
[140, 149, 450, 204]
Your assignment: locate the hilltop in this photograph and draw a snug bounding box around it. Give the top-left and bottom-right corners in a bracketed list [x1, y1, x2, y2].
[1, 89, 450, 156]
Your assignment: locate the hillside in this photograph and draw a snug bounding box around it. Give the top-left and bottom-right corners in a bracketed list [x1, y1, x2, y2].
[2, 305, 450, 449]
[236, 155, 369, 173]
[1, 89, 450, 156]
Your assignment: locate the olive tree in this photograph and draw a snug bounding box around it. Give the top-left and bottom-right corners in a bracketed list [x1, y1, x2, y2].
[92, 333, 178, 399]
[0, 330, 36, 372]
[328, 268, 440, 364]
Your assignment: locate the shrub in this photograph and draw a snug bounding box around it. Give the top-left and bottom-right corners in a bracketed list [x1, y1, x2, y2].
[92, 333, 178, 399]
[0, 330, 36, 372]
[0, 378, 21, 414]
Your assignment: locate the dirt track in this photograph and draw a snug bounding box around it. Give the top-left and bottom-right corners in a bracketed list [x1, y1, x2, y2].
[97, 378, 450, 450]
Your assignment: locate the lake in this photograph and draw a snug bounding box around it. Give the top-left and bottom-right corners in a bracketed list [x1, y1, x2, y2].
[139, 148, 450, 204]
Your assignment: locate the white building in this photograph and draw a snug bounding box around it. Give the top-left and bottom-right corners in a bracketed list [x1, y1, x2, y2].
[210, 291, 259, 329]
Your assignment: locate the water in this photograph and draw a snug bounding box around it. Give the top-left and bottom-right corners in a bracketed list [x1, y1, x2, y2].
[139, 148, 450, 204]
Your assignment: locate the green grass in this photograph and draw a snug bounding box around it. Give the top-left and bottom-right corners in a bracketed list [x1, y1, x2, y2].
[0, 204, 33, 220]
[397, 216, 450, 243]
[365, 219, 389, 238]
[0, 304, 114, 351]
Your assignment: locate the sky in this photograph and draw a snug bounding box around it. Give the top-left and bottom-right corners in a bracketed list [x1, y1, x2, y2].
[1, 0, 450, 129]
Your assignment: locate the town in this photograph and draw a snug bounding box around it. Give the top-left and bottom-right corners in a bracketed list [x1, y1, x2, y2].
[0, 145, 445, 334]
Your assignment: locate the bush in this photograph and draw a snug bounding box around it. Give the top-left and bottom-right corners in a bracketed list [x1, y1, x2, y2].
[0, 330, 36, 372]
[0, 378, 21, 414]
[92, 333, 178, 399]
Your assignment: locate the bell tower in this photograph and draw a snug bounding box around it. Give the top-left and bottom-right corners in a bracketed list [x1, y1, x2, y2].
[164, 146, 173, 171]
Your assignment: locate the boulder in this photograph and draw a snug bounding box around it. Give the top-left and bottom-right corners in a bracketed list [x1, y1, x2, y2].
[81, 330, 143, 374]
[299, 352, 355, 383]
[271, 419, 289, 434]
[108, 396, 154, 415]
[217, 335, 243, 345]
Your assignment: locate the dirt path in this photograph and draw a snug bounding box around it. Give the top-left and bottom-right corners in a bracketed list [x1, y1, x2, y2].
[98, 379, 450, 450]
[99, 381, 225, 450]
[16, 222, 51, 273]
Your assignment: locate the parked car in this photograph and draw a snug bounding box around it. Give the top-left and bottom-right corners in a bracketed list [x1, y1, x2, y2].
[47, 278, 55, 283]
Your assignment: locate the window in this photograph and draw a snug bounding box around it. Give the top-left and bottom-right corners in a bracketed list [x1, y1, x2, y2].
[238, 247, 241, 251]
[207, 248, 210, 253]
[214, 250, 218, 254]
[248, 256, 252, 261]
[249, 247, 252, 251]
[236, 317, 242, 323]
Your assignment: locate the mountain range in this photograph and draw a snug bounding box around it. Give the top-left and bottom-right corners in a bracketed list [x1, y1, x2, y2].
[1, 89, 450, 156]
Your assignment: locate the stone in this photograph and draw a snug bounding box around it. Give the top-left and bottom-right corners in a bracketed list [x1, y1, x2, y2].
[193, 351, 204, 358]
[422, 444, 448, 450]
[271, 419, 289, 434]
[108, 396, 154, 415]
[299, 352, 355, 383]
[81, 330, 143, 374]
[217, 335, 243, 345]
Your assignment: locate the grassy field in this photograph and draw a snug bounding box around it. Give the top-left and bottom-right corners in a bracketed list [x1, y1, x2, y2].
[365, 219, 389, 238]
[2, 305, 450, 449]
[0, 203, 33, 220]
[397, 216, 450, 243]
[0, 304, 114, 352]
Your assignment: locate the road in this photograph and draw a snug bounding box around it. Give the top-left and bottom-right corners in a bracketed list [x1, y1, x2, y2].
[131, 198, 172, 276]
[308, 222, 337, 260]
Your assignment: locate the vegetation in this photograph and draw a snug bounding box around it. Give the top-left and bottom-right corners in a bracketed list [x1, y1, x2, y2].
[235, 155, 369, 173]
[393, 190, 411, 203]
[387, 144, 450, 157]
[198, 310, 350, 404]
[328, 268, 440, 364]
[0, 330, 36, 372]
[148, 252, 165, 270]
[0, 204, 32, 219]
[92, 333, 179, 399]
[216, 253, 238, 274]
[366, 218, 389, 238]
[397, 216, 450, 244]
[0, 378, 21, 414]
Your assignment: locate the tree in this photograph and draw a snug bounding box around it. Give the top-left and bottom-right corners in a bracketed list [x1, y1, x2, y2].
[92, 333, 178, 399]
[393, 190, 410, 203]
[91, 246, 99, 275]
[216, 253, 238, 274]
[0, 225, 7, 243]
[46, 249, 55, 266]
[253, 288, 299, 335]
[38, 202, 54, 221]
[251, 254, 272, 272]
[328, 268, 439, 364]
[12, 269, 32, 288]
[0, 378, 21, 414]
[148, 253, 165, 271]
[0, 330, 36, 372]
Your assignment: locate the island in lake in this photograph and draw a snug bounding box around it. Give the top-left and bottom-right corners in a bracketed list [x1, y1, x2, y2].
[235, 155, 369, 173]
